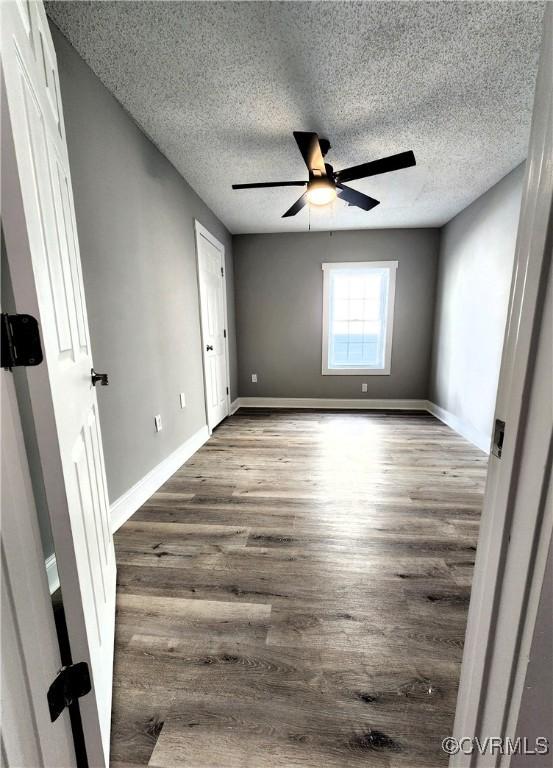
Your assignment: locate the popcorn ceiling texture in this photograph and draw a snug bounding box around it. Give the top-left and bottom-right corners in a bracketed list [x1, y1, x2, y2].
[46, 1, 544, 234]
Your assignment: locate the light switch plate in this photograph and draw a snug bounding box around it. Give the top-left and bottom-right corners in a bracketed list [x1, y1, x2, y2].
[154, 414, 162, 432]
[251, 373, 258, 383]
[179, 392, 186, 409]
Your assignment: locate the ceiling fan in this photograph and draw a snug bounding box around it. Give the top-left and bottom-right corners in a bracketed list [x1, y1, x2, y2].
[232, 131, 416, 218]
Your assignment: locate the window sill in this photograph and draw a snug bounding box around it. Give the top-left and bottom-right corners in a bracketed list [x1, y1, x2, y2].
[322, 367, 391, 376]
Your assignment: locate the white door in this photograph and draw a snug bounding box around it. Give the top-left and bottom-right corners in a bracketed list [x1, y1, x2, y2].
[1, 370, 76, 767]
[1, 2, 116, 766]
[195, 221, 230, 431]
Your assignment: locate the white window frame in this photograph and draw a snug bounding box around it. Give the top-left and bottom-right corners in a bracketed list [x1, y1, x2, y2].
[321, 261, 398, 375]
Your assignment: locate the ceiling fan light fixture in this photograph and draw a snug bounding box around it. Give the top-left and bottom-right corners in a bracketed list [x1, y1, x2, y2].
[306, 178, 336, 206]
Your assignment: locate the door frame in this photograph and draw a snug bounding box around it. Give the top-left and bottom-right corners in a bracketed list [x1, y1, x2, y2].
[451, 6, 552, 765]
[193, 219, 231, 432]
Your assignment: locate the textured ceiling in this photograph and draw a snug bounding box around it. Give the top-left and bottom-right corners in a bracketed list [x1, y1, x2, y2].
[46, 1, 544, 234]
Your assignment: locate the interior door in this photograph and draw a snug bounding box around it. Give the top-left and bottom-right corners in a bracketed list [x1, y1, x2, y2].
[195, 221, 230, 431]
[1, 370, 76, 767]
[1, 3, 116, 766]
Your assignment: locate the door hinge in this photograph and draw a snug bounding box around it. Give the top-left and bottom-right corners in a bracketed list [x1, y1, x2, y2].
[223, 329, 227, 338]
[1, 313, 43, 370]
[226, 386, 229, 395]
[47, 662, 91, 722]
[492, 419, 505, 459]
[220, 266, 224, 277]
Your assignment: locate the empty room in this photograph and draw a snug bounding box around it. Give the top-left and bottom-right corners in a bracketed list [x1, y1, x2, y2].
[1, 2, 551, 767]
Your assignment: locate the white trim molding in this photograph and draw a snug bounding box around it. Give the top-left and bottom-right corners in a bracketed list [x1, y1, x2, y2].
[229, 398, 241, 415]
[110, 425, 209, 532]
[45, 553, 60, 595]
[426, 400, 491, 454]
[235, 397, 427, 411]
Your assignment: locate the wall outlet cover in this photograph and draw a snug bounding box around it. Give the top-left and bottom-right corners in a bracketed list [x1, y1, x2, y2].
[251, 373, 258, 383]
[362, 383, 368, 393]
[180, 392, 186, 409]
[154, 414, 163, 432]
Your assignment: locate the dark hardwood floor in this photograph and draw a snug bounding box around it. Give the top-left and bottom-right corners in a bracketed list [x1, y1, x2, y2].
[111, 409, 486, 767]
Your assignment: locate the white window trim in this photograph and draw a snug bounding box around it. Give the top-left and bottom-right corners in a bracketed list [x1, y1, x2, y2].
[321, 261, 398, 376]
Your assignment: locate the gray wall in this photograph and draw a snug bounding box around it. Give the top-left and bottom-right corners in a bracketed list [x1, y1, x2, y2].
[429, 165, 524, 448]
[51, 25, 238, 503]
[234, 229, 440, 399]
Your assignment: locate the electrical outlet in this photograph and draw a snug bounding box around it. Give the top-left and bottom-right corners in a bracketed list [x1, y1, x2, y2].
[251, 373, 258, 383]
[361, 383, 368, 393]
[179, 392, 186, 409]
[154, 414, 163, 432]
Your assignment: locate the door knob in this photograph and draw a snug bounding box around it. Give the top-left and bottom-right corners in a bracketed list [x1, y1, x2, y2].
[91, 368, 109, 386]
[206, 345, 213, 351]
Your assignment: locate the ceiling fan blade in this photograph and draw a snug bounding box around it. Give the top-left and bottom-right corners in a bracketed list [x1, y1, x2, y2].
[282, 192, 308, 218]
[232, 181, 306, 189]
[293, 132, 327, 176]
[336, 183, 380, 212]
[336, 150, 416, 184]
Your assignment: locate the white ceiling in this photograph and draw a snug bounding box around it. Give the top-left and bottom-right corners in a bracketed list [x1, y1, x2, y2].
[46, 1, 544, 234]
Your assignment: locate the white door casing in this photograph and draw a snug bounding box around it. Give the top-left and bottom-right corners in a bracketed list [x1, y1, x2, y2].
[1, 2, 116, 766]
[195, 221, 230, 431]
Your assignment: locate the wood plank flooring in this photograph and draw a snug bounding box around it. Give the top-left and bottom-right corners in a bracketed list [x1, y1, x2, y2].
[111, 410, 486, 767]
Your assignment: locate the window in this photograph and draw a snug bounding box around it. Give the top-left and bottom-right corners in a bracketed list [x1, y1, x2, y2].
[322, 261, 397, 375]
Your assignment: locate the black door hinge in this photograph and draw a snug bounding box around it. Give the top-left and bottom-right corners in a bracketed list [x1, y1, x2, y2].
[47, 662, 91, 722]
[1, 313, 43, 370]
[223, 329, 227, 338]
[492, 419, 505, 459]
[226, 386, 229, 395]
[220, 266, 224, 277]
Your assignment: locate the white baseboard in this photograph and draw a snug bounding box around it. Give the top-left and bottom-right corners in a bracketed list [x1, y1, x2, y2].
[229, 398, 241, 415]
[235, 397, 428, 411]
[45, 553, 59, 595]
[110, 425, 210, 532]
[426, 400, 490, 453]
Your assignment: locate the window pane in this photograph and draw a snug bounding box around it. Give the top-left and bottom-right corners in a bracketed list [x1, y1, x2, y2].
[334, 341, 349, 363]
[348, 342, 363, 361]
[328, 266, 390, 369]
[349, 298, 363, 320]
[334, 299, 350, 320]
[348, 320, 364, 337]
